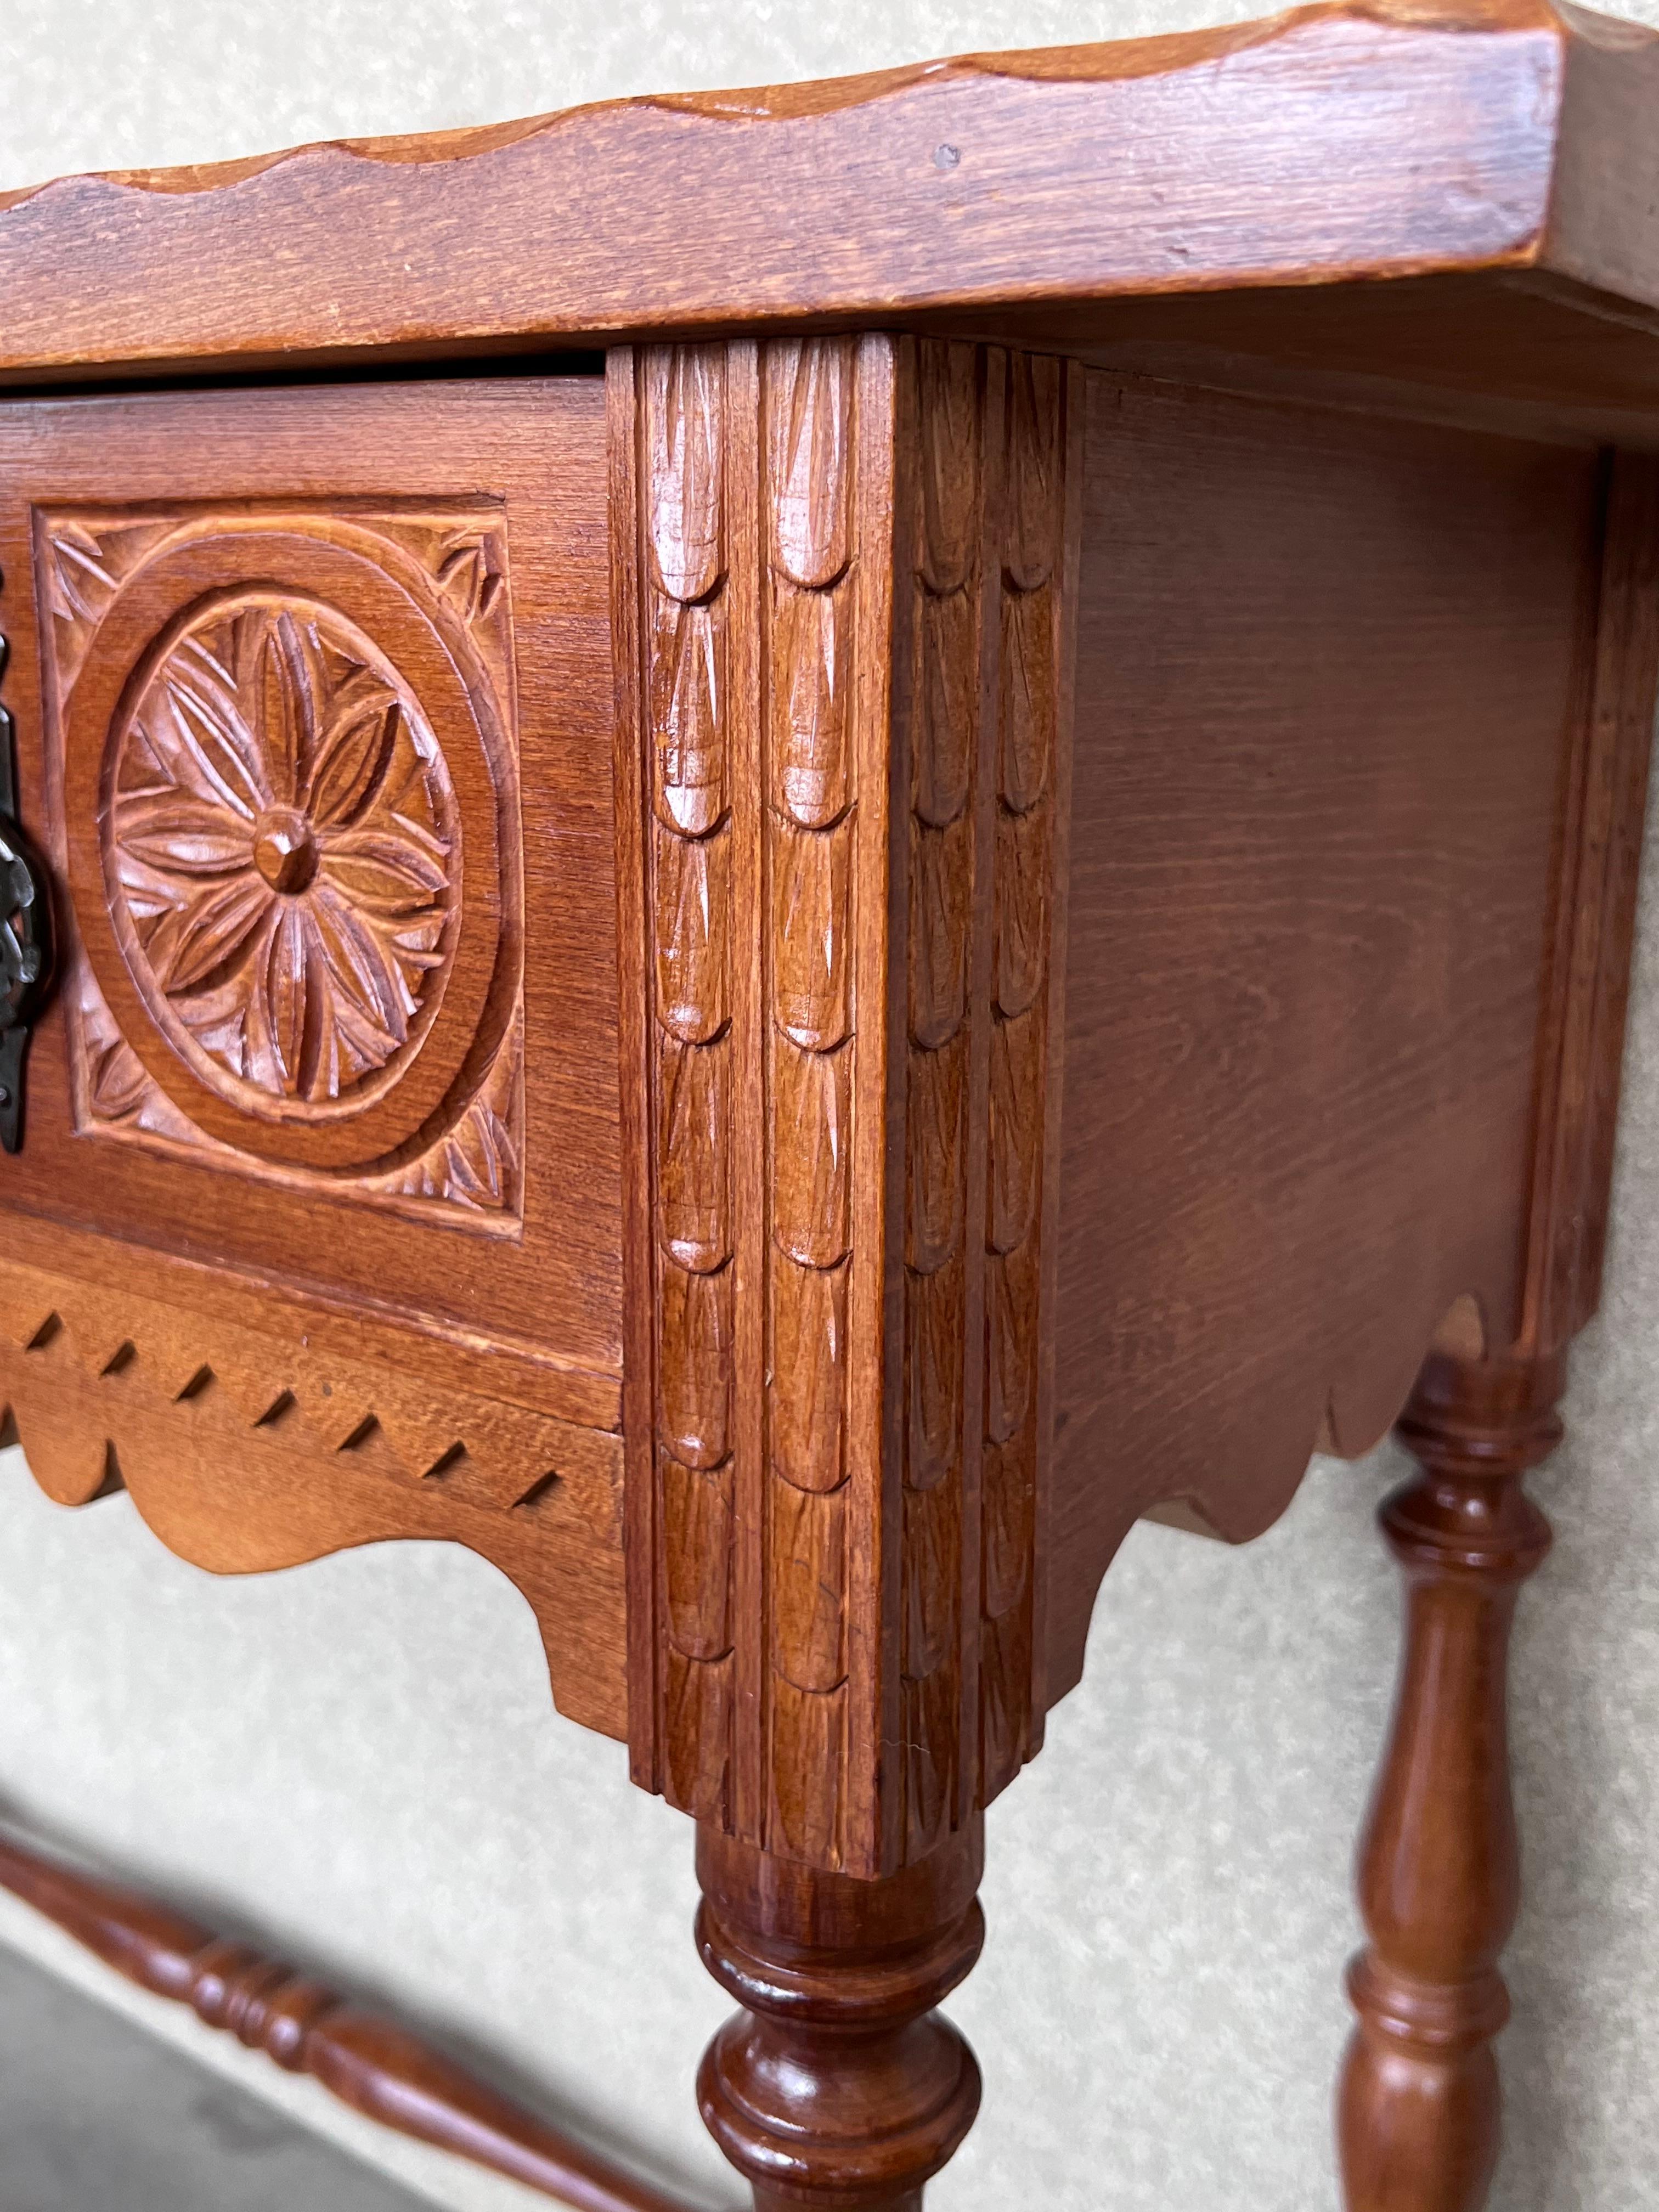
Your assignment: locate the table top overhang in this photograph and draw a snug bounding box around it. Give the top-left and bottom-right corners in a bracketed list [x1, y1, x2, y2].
[2, 0, 1658, 424]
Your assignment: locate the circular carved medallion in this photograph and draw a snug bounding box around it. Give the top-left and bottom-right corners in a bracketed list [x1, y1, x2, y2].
[108, 596, 460, 1112]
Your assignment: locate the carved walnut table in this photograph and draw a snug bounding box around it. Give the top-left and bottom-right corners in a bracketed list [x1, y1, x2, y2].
[1, 4, 1656, 2205]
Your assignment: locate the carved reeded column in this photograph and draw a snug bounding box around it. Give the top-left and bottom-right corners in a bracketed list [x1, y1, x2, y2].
[1339, 1351, 1561, 2211]
[696, 1823, 985, 2211]
[613, 326, 1079, 2206]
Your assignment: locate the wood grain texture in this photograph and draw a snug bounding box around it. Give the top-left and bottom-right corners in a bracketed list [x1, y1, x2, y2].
[1046, 370, 1607, 1706]
[695, 1819, 984, 2211]
[0, 378, 622, 1407]
[622, 335, 896, 1869]
[956, 267, 1659, 452]
[619, 340, 1076, 1877]
[41, 498, 524, 1223]
[1518, 451, 1659, 1355]
[1336, 461, 1659, 2209]
[0, 1255, 625, 1735]
[0, 1823, 692, 2212]
[12, 4, 1659, 390]
[1339, 1353, 1561, 2212]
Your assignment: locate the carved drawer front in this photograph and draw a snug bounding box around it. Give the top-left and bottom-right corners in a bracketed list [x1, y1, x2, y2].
[0, 377, 628, 1735]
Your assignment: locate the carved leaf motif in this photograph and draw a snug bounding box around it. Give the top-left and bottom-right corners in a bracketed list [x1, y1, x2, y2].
[663, 1455, 735, 1660]
[48, 523, 122, 628]
[906, 1257, 964, 1494]
[653, 820, 729, 1044]
[773, 816, 852, 1052]
[771, 1041, 852, 1270]
[771, 582, 852, 829]
[428, 1100, 517, 1212]
[766, 337, 854, 589]
[918, 342, 981, 596]
[1000, 582, 1055, 815]
[983, 1431, 1035, 1622]
[910, 814, 972, 1051]
[664, 1647, 731, 1824]
[915, 586, 977, 830]
[906, 1035, 967, 1274]
[89, 1037, 150, 1122]
[902, 1480, 960, 1680]
[765, 1256, 845, 1495]
[994, 803, 1049, 1020]
[986, 1233, 1041, 1447]
[117, 798, 253, 879]
[47, 520, 174, 678]
[1005, 353, 1063, 594]
[904, 1665, 958, 1861]
[650, 596, 727, 836]
[769, 1677, 844, 1865]
[657, 1033, 730, 1273]
[988, 1007, 1045, 1258]
[137, 873, 269, 995]
[658, 1261, 733, 1472]
[769, 1258, 847, 1496]
[111, 600, 455, 1105]
[769, 1480, 848, 1692]
[647, 345, 726, 605]
[435, 537, 505, 626]
[980, 1604, 1032, 1801]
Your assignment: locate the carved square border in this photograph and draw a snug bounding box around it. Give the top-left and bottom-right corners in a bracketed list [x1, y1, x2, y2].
[34, 497, 526, 1234]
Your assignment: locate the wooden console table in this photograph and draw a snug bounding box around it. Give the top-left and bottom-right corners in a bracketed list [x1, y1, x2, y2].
[1, 3, 1656, 2204]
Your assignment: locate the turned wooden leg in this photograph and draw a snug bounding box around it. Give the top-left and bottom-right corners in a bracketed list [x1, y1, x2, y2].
[694, 1821, 984, 2211]
[1339, 1350, 1562, 2212]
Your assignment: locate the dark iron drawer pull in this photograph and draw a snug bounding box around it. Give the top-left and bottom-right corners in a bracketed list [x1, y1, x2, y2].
[0, 636, 54, 1153]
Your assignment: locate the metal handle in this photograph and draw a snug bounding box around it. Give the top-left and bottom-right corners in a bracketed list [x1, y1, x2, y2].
[0, 681, 55, 1154]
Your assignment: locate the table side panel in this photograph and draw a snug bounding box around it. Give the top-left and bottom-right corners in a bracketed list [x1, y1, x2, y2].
[1046, 370, 1603, 1703]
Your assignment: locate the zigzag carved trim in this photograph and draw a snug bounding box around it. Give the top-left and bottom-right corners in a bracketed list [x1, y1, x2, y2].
[0, 1259, 620, 1545]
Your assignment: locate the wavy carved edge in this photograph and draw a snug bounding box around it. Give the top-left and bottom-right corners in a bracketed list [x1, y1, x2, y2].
[0, 0, 1592, 216]
[619, 339, 1076, 1877]
[36, 501, 526, 1231]
[0, 1253, 629, 1736]
[1142, 449, 1659, 1568]
[0, 1821, 692, 2212]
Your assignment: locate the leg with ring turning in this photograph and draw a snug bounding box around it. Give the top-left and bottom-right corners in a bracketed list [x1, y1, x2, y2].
[1339, 1350, 1562, 2212]
[695, 1822, 985, 2211]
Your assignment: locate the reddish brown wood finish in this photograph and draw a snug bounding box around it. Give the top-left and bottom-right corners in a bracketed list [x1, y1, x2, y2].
[1339, 1352, 1560, 2212]
[1047, 370, 1603, 1704]
[695, 1822, 984, 2210]
[0, 376, 622, 1384]
[1, 12, 1657, 2211]
[0, 1822, 692, 2212]
[614, 335, 1079, 1881]
[5, 1, 1659, 424]
[1338, 448, 1659, 2211]
[0, 374, 631, 1738]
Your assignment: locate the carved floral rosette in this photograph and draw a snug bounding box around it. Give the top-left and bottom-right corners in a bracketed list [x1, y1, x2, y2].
[34, 501, 525, 1230]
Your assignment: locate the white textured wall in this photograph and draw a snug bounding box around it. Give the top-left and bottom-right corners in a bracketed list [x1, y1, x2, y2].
[2, 4, 1657, 2208]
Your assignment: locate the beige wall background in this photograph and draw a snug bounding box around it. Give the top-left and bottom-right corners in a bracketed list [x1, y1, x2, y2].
[1, 2, 1657, 2207]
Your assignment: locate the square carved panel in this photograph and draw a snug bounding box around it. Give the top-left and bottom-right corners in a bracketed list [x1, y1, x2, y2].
[36, 497, 526, 1231]
[0, 375, 620, 1415]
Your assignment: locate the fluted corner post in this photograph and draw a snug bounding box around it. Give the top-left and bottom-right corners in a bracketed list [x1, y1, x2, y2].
[695, 1821, 985, 2212]
[612, 331, 1076, 2207]
[1338, 1349, 1562, 2212]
